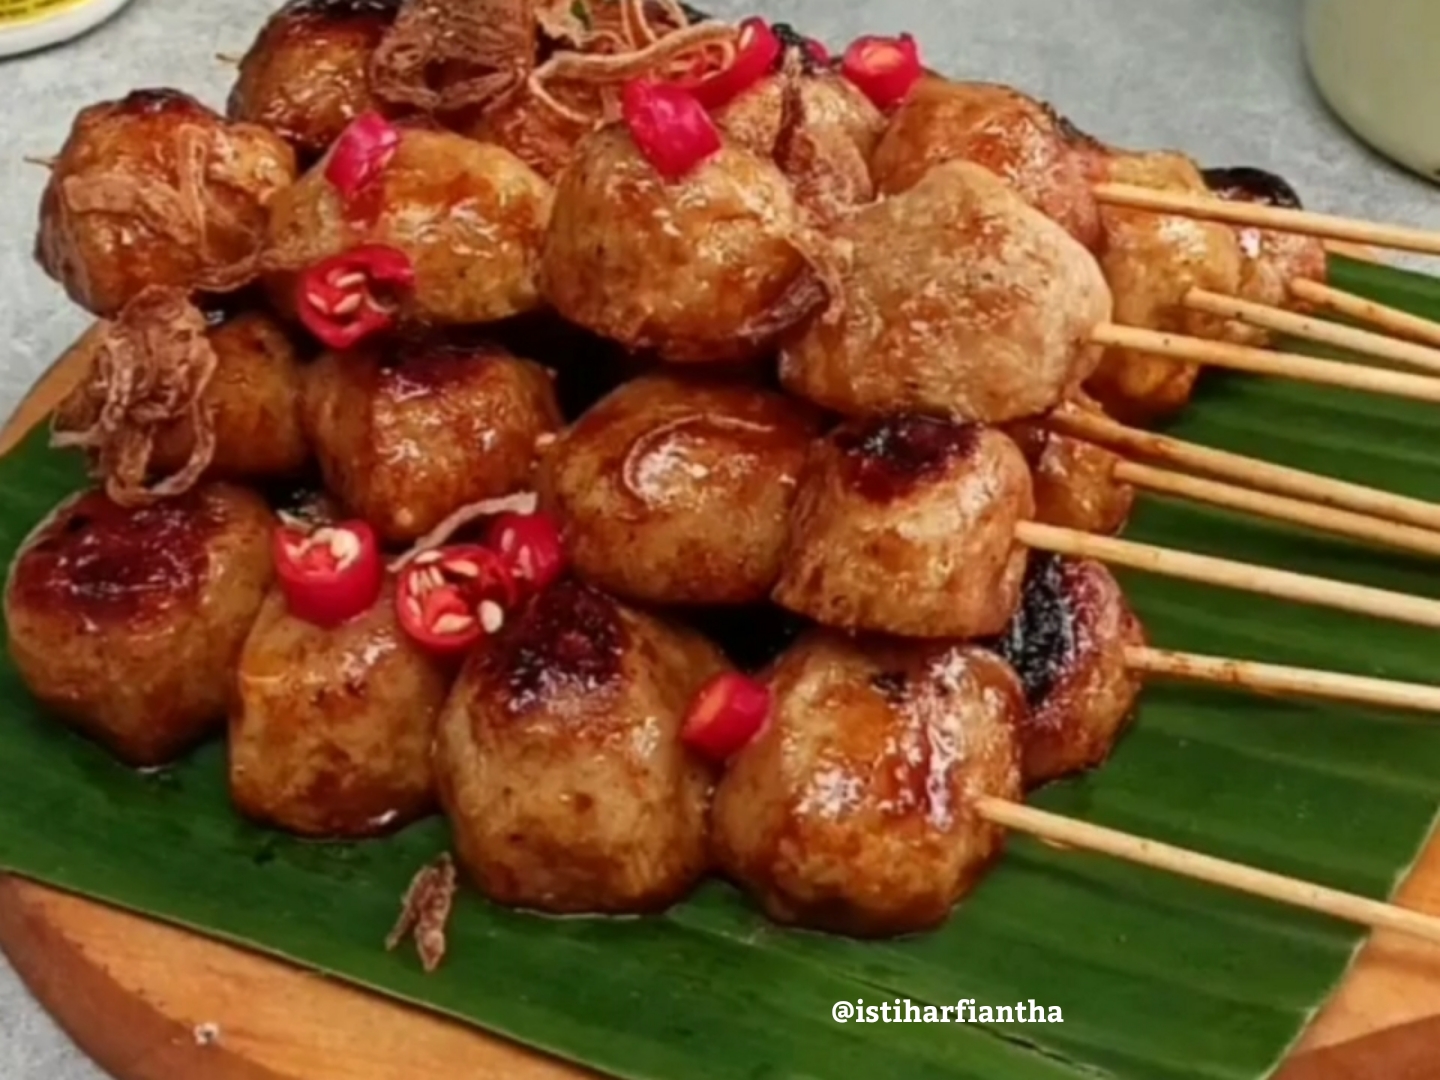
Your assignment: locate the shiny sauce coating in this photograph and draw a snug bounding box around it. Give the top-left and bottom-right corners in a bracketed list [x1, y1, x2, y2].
[831, 415, 981, 501]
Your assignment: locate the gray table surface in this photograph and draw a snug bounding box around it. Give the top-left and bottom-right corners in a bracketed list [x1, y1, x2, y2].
[2, 0, 1439, 1076]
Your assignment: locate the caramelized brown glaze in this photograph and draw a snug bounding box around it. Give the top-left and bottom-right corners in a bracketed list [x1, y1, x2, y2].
[228, 0, 403, 159]
[4, 484, 274, 766]
[713, 631, 1024, 937]
[434, 580, 724, 914]
[537, 374, 822, 605]
[774, 417, 1034, 639]
[1005, 393, 1134, 535]
[229, 581, 450, 838]
[301, 335, 562, 543]
[989, 555, 1145, 787]
[36, 89, 296, 316]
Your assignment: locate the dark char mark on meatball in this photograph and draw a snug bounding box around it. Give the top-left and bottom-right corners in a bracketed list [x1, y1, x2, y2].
[1202, 167, 1304, 210]
[987, 553, 1075, 707]
[372, 331, 527, 395]
[831, 415, 981, 502]
[488, 579, 626, 713]
[119, 88, 213, 118]
[279, 0, 403, 19]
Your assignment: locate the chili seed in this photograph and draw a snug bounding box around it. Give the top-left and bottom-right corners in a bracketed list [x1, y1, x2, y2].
[331, 271, 367, 290]
[330, 292, 363, 316]
[446, 559, 481, 578]
[432, 612, 476, 636]
[478, 600, 505, 634]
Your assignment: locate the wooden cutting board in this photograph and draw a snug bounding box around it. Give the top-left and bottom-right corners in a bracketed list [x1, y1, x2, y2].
[3, 342, 1440, 1080]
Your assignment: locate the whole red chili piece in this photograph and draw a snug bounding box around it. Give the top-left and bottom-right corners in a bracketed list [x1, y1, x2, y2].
[621, 79, 722, 183]
[840, 33, 922, 111]
[685, 17, 783, 110]
[296, 244, 415, 350]
[273, 520, 384, 628]
[485, 511, 566, 597]
[324, 112, 400, 218]
[396, 545, 519, 657]
[681, 672, 772, 762]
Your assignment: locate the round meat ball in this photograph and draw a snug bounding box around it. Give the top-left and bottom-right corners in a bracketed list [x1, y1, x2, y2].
[54, 308, 309, 484]
[228, 0, 403, 160]
[434, 579, 724, 914]
[713, 631, 1025, 937]
[536, 373, 821, 605]
[4, 484, 274, 767]
[1205, 172, 1327, 323]
[773, 415, 1034, 639]
[540, 125, 826, 364]
[265, 127, 553, 327]
[36, 89, 297, 317]
[780, 160, 1112, 424]
[230, 579, 450, 838]
[871, 78, 1102, 251]
[301, 335, 562, 544]
[989, 555, 1145, 787]
[1005, 393, 1134, 536]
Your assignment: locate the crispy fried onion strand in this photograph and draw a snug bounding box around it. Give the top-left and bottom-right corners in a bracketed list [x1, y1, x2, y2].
[386, 854, 457, 974]
[50, 288, 219, 508]
[771, 49, 872, 228]
[389, 491, 541, 571]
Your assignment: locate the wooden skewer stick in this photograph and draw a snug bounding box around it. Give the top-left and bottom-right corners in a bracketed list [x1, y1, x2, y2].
[1112, 460, 1440, 559]
[1094, 182, 1440, 259]
[1015, 521, 1440, 630]
[1182, 288, 1440, 376]
[975, 797, 1440, 944]
[1089, 323, 1440, 405]
[1051, 406, 1440, 533]
[1289, 278, 1440, 352]
[1126, 646, 1440, 714]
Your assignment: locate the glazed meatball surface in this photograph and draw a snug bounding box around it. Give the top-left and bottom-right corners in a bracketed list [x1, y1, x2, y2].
[1205, 171, 1327, 317]
[537, 373, 821, 606]
[714, 631, 1025, 937]
[301, 336, 562, 544]
[773, 416, 1034, 639]
[780, 160, 1112, 424]
[4, 484, 274, 766]
[434, 580, 724, 914]
[1006, 393, 1134, 536]
[36, 89, 297, 316]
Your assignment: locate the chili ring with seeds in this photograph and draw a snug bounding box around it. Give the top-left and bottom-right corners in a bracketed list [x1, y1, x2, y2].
[395, 545, 521, 656]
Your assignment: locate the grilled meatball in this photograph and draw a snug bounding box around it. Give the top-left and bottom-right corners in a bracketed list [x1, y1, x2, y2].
[989, 555, 1145, 787]
[540, 125, 827, 364]
[871, 78, 1102, 250]
[229, 580, 450, 838]
[1085, 151, 1243, 424]
[1206, 168, 1327, 325]
[434, 580, 724, 914]
[265, 127, 553, 327]
[54, 308, 309, 484]
[1005, 393, 1133, 536]
[773, 415, 1033, 639]
[780, 160, 1111, 424]
[4, 485, 274, 767]
[713, 631, 1024, 937]
[301, 335, 562, 544]
[36, 89, 296, 317]
[537, 373, 821, 605]
[228, 0, 403, 160]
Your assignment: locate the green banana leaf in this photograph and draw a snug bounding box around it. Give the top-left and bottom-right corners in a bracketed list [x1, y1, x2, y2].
[3, 253, 1440, 1080]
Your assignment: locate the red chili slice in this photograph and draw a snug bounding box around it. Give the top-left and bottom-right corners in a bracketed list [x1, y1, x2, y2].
[621, 79, 722, 183]
[296, 244, 415, 350]
[273, 520, 383, 628]
[805, 38, 831, 65]
[684, 17, 782, 110]
[485, 511, 566, 596]
[396, 545, 519, 656]
[324, 112, 400, 221]
[682, 672, 772, 762]
[840, 33, 922, 111]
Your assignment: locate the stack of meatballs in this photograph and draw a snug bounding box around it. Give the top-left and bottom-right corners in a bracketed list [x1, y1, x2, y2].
[4, 0, 1299, 939]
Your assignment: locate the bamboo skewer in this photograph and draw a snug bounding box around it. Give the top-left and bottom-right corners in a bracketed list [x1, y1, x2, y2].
[1051, 406, 1440, 533]
[975, 797, 1440, 944]
[1016, 521, 1440, 630]
[1289, 278, 1440, 352]
[1182, 288, 1440, 376]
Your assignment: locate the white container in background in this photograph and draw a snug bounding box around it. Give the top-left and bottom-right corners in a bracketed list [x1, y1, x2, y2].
[0, 0, 134, 59]
[1304, 0, 1440, 183]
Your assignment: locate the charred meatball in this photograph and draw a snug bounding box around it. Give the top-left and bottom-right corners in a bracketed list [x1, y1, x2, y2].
[230, 580, 450, 838]
[36, 89, 297, 316]
[1206, 168, 1327, 323]
[780, 160, 1111, 424]
[4, 485, 274, 767]
[301, 336, 562, 544]
[773, 415, 1033, 639]
[434, 580, 724, 914]
[1005, 392, 1133, 536]
[989, 556, 1145, 787]
[228, 0, 403, 160]
[537, 373, 821, 605]
[540, 125, 827, 364]
[714, 631, 1024, 937]
[265, 127, 553, 327]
